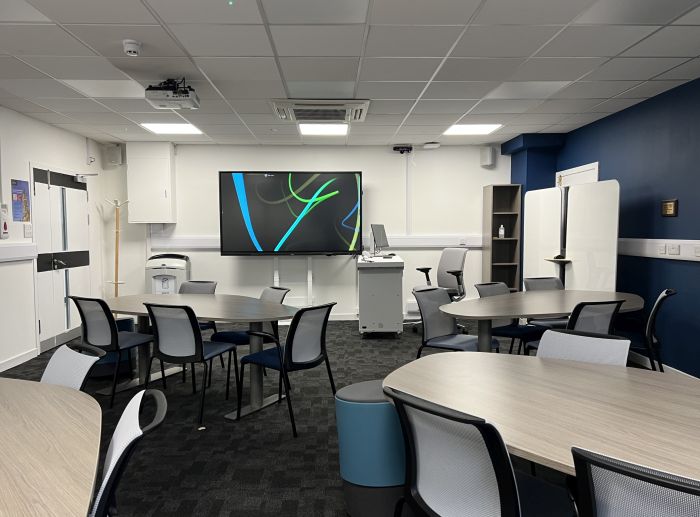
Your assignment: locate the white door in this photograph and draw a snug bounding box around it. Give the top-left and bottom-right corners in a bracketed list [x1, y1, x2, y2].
[34, 168, 91, 348]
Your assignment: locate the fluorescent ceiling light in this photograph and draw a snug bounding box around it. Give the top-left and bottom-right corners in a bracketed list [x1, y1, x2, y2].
[443, 124, 502, 136]
[141, 123, 202, 135]
[299, 123, 348, 136]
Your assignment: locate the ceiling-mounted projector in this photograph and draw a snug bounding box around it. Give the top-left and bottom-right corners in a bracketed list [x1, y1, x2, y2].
[145, 78, 200, 110]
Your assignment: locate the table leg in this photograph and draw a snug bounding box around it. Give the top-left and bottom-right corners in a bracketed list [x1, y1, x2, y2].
[477, 319, 493, 353]
[96, 315, 180, 396]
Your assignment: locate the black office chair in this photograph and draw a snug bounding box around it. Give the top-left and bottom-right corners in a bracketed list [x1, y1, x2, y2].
[474, 282, 546, 355]
[525, 300, 623, 356]
[40, 343, 106, 391]
[70, 296, 153, 408]
[615, 288, 676, 371]
[236, 303, 337, 437]
[571, 447, 700, 517]
[144, 303, 237, 429]
[90, 389, 167, 517]
[384, 387, 521, 517]
[179, 280, 218, 331]
[523, 276, 569, 329]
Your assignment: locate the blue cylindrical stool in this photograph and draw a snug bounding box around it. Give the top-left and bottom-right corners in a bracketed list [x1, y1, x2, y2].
[335, 379, 405, 517]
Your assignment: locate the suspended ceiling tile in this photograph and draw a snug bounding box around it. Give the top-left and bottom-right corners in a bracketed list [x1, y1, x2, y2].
[27, 112, 82, 124]
[673, 5, 700, 24]
[617, 80, 686, 98]
[0, 78, 84, 98]
[550, 80, 642, 99]
[365, 26, 462, 58]
[590, 97, 645, 112]
[370, 0, 481, 25]
[575, 0, 700, 24]
[509, 57, 606, 81]
[355, 81, 425, 99]
[412, 99, 477, 114]
[286, 81, 355, 98]
[146, 0, 262, 24]
[0, 97, 51, 113]
[0, 56, 48, 79]
[108, 57, 204, 82]
[475, 0, 597, 24]
[179, 112, 242, 125]
[216, 80, 286, 99]
[55, 111, 132, 124]
[654, 58, 700, 80]
[227, 99, 273, 114]
[121, 112, 186, 124]
[0, 24, 94, 56]
[0, 0, 50, 22]
[367, 100, 415, 115]
[436, 58, 525, 81]
[470, 99, 542, 114]
[525, 99, 602, 114]
[360, 58, 440, 81]
[169, 24, 273, 57]
[66, 24, 185, 58]
[21, 56, 128, 80]
[97, 98, 168, 113]
[270, 25, 365, 57]
[61, 79, 144, 98]
[453, 26, 560, 58]
[196, 57, 281, 81]
[261, 0, 369, 24]
[537, 26, 658, 57]
[422, 81, 500, 100]
[195, 124, 252, 135]
[33, 98, 110, 112]
[279, 57, 359, 81]
[622, 26, 700, 57]
[404, 114, 460, 125]
[585, 57, 688, 80]
[485, 81, 571, 99]
[27, 0, 157, 23]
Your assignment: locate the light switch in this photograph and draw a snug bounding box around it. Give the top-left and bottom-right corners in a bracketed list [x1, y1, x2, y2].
[657, 244, 666, 255]
[23, 223, 32, 238]
[668, 243, 680, 255]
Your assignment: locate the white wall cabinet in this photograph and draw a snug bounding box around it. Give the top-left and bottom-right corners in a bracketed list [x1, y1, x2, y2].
[126, 142, 176, 223]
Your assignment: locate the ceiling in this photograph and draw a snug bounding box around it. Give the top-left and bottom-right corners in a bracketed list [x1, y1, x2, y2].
[1, 0, 700, 146]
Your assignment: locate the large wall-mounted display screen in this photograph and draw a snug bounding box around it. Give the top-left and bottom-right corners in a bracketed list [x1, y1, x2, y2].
[219, 171, 362, 255]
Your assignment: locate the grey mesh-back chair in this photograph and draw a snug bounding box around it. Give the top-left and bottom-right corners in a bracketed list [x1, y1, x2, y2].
[523, 276, 569, 329]
[144, 303, 237, 428]
[571, 447, 700, 517]
[568, 301, 623, 334]
[70, 296, 153, 408]
[537, 330, 630, 366]
[90, 389, 166, 517]
[413, 286, 497, 358]
[617, 289, 676, 372]
[179, 280, 218, 332]
[474, 282, 545, 355]
[384, 387, 521, 517]
[41, 343, 106, 391]
[236, 303, 336, 437]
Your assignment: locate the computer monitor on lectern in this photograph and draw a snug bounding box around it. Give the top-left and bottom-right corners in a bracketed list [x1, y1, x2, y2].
[371, 224, 389, 253]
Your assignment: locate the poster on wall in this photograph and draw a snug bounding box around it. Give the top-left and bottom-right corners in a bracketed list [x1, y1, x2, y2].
[11, 179, 31, 222]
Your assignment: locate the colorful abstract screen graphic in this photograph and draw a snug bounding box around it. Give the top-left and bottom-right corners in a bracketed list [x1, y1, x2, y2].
[219, 171, 362, 255]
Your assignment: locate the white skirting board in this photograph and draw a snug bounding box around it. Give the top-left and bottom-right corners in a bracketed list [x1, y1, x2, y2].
[619, 238, 700, 263]
[0, 348, 37, 373]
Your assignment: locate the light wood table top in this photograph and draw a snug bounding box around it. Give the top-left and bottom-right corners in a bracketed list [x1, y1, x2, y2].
[106, 293, 297, 323]
[383, 353, 700, 479]
[0, 378, 102, 516]
[441, 289, 644, 320]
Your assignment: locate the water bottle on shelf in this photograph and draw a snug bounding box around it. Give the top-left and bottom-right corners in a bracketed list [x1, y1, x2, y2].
[498, 224, 505, 239]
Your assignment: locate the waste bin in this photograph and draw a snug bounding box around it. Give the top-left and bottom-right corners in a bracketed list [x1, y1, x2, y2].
[145, 253, 190, 294]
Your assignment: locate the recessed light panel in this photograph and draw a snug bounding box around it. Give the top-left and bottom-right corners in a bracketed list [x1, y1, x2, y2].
[141, 123, 202, 134]
[443, 124, 502, 135]
[299, 123, 348, 135]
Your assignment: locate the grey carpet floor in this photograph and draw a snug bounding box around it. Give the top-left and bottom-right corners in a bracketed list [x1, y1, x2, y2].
[3, 321, 572, 516]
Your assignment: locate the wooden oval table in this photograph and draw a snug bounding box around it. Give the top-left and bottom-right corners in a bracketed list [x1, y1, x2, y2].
[441, 289, 645, 352]
[383, 353, 700, 479]
[105, 293, 297, 420]
[0, 378, 102, 516]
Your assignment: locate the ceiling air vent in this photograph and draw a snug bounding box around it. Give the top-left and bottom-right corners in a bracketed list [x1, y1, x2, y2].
[272, 100, 370, 123]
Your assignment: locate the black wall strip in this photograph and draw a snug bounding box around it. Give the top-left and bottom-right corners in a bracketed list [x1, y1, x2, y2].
[33, 168, 87, 191]
[37, 251, 90, 273]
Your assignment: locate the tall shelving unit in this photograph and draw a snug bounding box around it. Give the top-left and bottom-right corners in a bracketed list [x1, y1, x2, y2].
[482, 184, 522, 291]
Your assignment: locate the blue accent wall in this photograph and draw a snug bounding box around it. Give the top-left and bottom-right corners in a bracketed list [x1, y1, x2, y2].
[556, 78, 700, 377]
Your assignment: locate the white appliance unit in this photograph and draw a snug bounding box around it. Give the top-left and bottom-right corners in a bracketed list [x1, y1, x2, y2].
[145, 78, 200, 110]
[145, 254, 190, 294]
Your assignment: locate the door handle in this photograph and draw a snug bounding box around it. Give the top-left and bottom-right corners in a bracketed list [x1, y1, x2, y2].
[53, 258, 67, 270]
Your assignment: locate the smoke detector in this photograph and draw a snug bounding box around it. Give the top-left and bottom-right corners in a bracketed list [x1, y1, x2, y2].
[123, 39, 142, 57]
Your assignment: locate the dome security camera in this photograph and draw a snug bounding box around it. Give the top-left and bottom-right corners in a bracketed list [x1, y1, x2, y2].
[123, 39, 142, 57]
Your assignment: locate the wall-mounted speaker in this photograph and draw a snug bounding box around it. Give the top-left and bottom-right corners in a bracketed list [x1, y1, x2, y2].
[101, 144, 125, 166]
[480, 146, 496, 169]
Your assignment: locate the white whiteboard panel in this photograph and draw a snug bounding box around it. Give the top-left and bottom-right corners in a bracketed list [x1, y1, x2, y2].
[565, 180, 619, 291]
[523, 187, 561, 283]
[65, 188, 89, 252]
[33, 183, 53, 255]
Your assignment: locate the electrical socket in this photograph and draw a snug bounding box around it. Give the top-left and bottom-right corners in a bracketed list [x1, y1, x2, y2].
[657, 244, 666, 255]
[694, 246, 700, 258]
[668, 243, 680, 255]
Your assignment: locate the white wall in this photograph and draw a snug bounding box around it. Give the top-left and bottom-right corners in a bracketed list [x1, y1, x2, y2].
[110, 144, 510, 319]
[0, 106, 111, 371]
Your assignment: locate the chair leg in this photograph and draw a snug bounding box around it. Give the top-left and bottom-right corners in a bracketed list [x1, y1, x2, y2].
[159, 359, 167, 390]
[282, 370, 297, 438]
[225, 351, 232, 401]
[191, 362, 197, 394]
[416, 345, 424, 359]
[236, 363, 245, 420]
[324, 356, 336, 395]
[198, 362, 208, 429]
[232, 348, 240, 394]
[109, 350, 121, 409]
[182, 364, 187, 383]
[394, 497, 405, 517]
[219, 354, 225, 369]
[508, 338, 515, 354]
[145, 355, 155, 389]
[127, 348, 134, 379]
[207, 359, 213, 388]
[655, 348, 664, 373]
[644, 341, 657, 371]
[278, 371, 283, 403]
